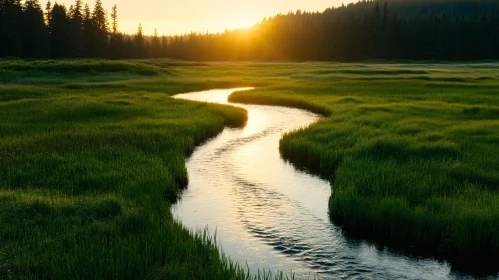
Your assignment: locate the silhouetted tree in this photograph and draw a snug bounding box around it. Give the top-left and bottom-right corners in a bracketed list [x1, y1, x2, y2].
[123, 35, 135, 58]
[91, 0, 108, 57]
[150, 28, 161, 57]
[0, 0, 23, 57]
[161, 34, 169, 57]
[82, 3, 93, 57]
[110, 4, 117, 34]
[20, 0, 49, 58]
[68, 0, 85, 57]
[134, 23, 145, 58]
[49, 3, 70, 58]
[108, 4, 123, 59]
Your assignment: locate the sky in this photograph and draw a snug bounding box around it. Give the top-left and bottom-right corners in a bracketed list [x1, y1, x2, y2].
[54, 0, 353, 35]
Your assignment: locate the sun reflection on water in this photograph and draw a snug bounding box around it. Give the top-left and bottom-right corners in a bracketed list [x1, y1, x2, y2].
[172, 88, 455, 280]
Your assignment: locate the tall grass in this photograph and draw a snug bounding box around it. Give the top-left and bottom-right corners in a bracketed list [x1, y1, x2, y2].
[228, 62, 499, 272]
[0, 61, 284, 279]
[0, 60, 169, 84]
[2, 60, 499, 277]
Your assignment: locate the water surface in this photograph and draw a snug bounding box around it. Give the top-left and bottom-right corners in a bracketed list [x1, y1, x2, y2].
[172, 88, 482, 280]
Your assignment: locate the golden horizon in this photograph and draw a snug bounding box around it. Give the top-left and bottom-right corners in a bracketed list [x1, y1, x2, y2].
[51, 0, 353, 36]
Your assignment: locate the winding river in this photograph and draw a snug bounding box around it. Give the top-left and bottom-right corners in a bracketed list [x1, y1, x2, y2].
[172, 88, 476, 280]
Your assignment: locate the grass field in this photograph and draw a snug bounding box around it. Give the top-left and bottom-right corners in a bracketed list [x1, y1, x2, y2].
[1, 59, 498, 277]
[227, 62, 499, 271]
[0, 60, 293, 279]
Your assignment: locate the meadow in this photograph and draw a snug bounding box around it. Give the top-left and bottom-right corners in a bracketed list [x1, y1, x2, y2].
[227, 62, 499, 271]
[0, 60, 292, 279]
[0, 59, 498, 277]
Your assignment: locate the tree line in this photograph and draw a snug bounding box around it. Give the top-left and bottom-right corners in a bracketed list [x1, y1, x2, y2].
[1, 0, 499, 61]
[0, 0, 140, 59]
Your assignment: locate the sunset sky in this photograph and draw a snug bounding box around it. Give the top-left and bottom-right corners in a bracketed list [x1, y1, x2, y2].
[55, 0, 353, 35]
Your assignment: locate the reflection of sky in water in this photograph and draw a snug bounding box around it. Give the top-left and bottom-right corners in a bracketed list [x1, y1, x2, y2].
[172, 89, 480, 280]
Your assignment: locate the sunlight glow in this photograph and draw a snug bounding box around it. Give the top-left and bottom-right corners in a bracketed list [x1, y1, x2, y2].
[224, 15, 257, 31]
[53, 0, 354, 35]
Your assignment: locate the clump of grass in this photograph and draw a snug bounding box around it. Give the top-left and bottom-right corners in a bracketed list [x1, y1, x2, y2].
[0, 60, 168, 84]
[0, 60, 165, 76]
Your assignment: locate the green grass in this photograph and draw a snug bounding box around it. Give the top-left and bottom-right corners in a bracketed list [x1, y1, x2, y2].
[0, 59, 169, 84]
[1, 60, 498, 277]
[0, 60, 280, 279]
[226, 62, 499, 271]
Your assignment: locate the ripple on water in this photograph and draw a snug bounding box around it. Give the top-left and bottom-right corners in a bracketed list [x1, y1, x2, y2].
[172, 89, 482, 280]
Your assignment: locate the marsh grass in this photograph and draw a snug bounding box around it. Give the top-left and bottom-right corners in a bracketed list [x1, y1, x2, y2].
[0, 60, 169, 84]
[227, 62, 499, 272]
[0, 60, 289, 279]
[2, 60, 499, 277]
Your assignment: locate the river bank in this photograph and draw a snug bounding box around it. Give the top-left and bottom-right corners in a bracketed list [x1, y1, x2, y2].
[1, 60, 498, 278]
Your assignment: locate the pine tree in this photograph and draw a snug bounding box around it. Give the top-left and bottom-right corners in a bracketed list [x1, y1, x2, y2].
[92, 0, 106, 31]
[91, 0, 108, 57]
[0, 0, 7, 56]
[110, 4, 118, 34]
[49, 3, 70, 57]
[151, 28, 161, 58]
[123, 35, 135, 58]
[0, 0, 23, 57]
[45, 0, 51, 24]
[134, 23, 145, 58]
[69, 0, 85, 57]
[161, 34, 168, 57]
[82, 3, 93, 57]
[108, 4, 123, 59]
[21, 0, 50, 58]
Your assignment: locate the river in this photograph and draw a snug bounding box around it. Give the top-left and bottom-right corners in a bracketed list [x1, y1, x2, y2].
[172, 88, 479, 280]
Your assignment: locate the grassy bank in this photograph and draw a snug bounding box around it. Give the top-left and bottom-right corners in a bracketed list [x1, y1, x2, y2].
[227, 62, 499, 272]
[2, 60, 498, 277]
[0, 60, 273, 279]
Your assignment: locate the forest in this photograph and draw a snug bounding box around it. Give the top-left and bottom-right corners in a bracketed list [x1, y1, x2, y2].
[1, 0, 499, 61]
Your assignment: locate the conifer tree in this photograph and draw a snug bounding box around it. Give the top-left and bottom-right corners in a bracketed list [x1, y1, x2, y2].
[22, 0, 50, 58]
[45, 0, 51, 24]
[108, 4, 123, 59]
[110, 4, 118, 34]
[151, 28, 161, 58]
[69, 0, 85, 57]
[92, 0, 106, 32]
[0, 0, 23, 57]
[123, 35, 135, 58]
[49, 3, 70, 57]
[134, 23, 145, 58]
[161, 34, 168, 57]
[82, 3, 93, 57]
[91, 0, 108, 57]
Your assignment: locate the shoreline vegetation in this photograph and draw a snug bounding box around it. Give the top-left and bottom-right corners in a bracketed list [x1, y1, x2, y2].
[0, 60, 290, 279]
[1, 59, 499, 278]
[228, 62, 499, 274]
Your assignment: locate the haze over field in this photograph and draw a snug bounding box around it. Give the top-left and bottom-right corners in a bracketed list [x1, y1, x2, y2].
[54, 0, 354, 35]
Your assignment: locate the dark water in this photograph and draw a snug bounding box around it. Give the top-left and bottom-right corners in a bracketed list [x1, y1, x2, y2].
[172, 88, 492, 280]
